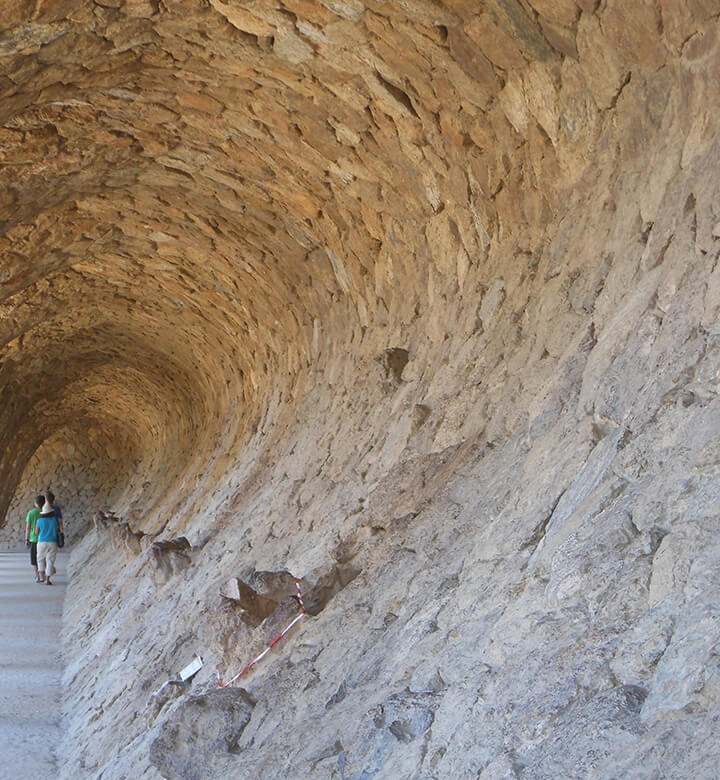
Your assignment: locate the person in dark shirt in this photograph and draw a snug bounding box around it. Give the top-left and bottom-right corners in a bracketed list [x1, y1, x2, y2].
[24, 494, 44, 581]
[46, 491, 63, 532]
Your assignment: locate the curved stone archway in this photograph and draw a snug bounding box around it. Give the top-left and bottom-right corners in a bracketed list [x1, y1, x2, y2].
[2, 2, 720, 777]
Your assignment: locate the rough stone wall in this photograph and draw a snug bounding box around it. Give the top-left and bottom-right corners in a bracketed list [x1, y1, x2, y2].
[2, 1, 720, 778]
[2, 424, 133, 547]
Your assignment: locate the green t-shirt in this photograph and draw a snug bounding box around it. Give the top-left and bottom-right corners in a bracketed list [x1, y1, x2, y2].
[26, 507, 40, 543]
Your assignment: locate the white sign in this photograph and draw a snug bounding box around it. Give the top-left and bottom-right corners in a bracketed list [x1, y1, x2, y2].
[179, 656, 203, 681]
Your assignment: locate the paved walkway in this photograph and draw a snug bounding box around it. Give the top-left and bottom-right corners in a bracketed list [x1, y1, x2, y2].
[0, 549, 67, 779]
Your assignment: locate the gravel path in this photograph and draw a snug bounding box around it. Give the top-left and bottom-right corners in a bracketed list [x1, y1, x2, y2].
[0, 550, 67, 779]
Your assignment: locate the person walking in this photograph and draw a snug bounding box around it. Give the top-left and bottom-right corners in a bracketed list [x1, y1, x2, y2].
[24, 494, 44, 582]
[46, 490, 63, 535]
[36, 500, 62, 585]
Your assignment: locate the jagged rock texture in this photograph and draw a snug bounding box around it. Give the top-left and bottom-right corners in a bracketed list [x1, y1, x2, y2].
[2, 1, 720, 778]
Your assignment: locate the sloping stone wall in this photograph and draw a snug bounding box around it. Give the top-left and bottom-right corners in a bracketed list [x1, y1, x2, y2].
[1, 1, 720, 777]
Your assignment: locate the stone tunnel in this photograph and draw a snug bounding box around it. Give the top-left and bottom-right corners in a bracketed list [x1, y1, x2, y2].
[2, 0, 720, 777]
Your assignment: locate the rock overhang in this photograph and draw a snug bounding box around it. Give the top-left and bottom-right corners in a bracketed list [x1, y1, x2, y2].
[0, 3, 718, 527]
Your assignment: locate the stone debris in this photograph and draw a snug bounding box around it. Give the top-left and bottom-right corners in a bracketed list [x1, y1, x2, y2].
[149, 687, 255, 780]
[149, 537, 194, 586]
[94, 511, 146, 558]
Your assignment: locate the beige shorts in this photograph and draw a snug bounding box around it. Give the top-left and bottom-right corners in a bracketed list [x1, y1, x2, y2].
[37, 542, 58, 574]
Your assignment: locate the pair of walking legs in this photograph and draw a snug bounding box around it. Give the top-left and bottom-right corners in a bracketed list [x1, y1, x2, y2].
[36, 542, 58, 585]
[37, 565, 56, 584]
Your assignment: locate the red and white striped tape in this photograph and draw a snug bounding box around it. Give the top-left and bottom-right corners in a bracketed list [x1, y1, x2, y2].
[295, 578, 306, 614]
[217, 578, 307, 688]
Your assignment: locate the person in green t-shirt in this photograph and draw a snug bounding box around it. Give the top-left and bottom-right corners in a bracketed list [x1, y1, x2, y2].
[25, 494, 44, 582]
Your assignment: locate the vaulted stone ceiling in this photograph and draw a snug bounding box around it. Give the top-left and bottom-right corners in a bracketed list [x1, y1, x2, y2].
[3, 0, 716, 532]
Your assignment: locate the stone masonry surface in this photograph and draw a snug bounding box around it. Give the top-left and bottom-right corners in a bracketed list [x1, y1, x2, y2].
[1, 1, 720, 777]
